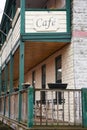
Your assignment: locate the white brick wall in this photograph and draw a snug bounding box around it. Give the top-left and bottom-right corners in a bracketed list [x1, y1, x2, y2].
[72, 0, 87, 89]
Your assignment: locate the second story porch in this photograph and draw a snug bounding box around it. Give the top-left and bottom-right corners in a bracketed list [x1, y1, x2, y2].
[0, 0, 71, 67]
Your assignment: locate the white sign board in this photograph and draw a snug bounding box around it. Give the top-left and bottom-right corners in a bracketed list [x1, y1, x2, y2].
[25, 11, 67, 33]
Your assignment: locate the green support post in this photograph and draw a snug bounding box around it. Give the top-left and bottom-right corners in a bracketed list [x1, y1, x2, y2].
[0, 67, 2, 96]
[18, 41, 24, 122]
[4, 63, 8, 116]
[28, 86, 34, 128]
[66, 0, 71, 34]
[82, 88, 87, 128]
[10, 54, 14, 93]
[8, 54, 14, 118]
[5, 63, 8, 94]
[19, 42, 24, 90]
[20, 0, 25, 34]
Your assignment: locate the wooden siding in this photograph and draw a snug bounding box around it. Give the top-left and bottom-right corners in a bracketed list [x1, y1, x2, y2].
[0, 9, 20, 66]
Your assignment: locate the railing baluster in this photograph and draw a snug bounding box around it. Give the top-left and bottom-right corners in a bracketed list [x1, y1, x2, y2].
[45, 90, 48, 125]
[68, 91, 70, 125]
[57, 90, 59, 125]
[62, 91, 64, 125]
[40, 90, 42, 125]
[73, 91, 76, 125]
[51, 90, 54, 125]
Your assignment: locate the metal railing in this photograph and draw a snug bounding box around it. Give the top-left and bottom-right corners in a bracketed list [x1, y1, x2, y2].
[34, 89, 82, 126]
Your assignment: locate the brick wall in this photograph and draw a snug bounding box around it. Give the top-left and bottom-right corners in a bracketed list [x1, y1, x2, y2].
[72, 0, 87, 89]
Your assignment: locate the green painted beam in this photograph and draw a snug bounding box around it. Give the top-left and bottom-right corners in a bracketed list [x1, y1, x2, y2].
[5, 63, 8, 93]
[21, 33, 71, 43]
[0, 67, 2, 96]
[8, 95, 10, 119]
[66, 0, 71, 34]
[8, 53, 14, 118]
[18, 41, 24, 122]
[10, 54, 14, 93]
[19, 41, 24, 90]
[4, 96, 6, 116]
[81, 88, 87, 128]
[20, 0, 25, 34]
[4, 63, 8, 116]
[28, 86, 34, 128]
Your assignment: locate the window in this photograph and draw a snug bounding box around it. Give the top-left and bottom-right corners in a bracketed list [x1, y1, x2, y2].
[55, 55, 62, 83]
[41, 65, 46, 104]
[46, 0, 66, 9]
[25, 0, 66, 9]
[55, 55, 62, 104]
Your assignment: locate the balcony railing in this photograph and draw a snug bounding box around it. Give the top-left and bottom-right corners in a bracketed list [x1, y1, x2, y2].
[0, 87, 84, 128]
[34, 89, 82, 126]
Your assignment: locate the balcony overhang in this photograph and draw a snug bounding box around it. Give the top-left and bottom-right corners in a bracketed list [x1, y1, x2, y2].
[1, 41, 69, 83]
[24, 41, 68, 73]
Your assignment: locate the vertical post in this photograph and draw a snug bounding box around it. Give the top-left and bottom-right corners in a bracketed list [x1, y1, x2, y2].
[18, 41, 24, 122]
[20, 0, 25, 34]
[28, 86, 34, 128]
[4, 63, 8, 116]
[66, 0, 71, 34]
[0, 67, 2, 96]
[0, 67, 2, 114]
[10, 53, 14, 93]
[5, 63, 8, 94]
[9, 53, 14, 118]
[82, 88, 87, 128]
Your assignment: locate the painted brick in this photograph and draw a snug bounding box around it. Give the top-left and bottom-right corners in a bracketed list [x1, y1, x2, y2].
[72, 0, 87, 89]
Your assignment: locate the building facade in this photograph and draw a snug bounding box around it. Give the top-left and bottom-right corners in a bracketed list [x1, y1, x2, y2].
[0, 0, 87, 129]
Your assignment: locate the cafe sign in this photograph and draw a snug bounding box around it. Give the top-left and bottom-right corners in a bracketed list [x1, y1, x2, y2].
[25, 11, 67, 33]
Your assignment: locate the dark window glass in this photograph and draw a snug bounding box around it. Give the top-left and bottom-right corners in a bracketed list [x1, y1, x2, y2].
[25, 0, 66, 9]
[55, 55, 62, 104]
[55, 55, 62, 83]
[41, 65, 46, 104]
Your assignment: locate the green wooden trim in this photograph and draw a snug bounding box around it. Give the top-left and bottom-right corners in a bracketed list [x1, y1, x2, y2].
[4, 96, 6, 116]
[3, 63, 8, 116]
[66, 0, 71, 34]
[10, 53, 14, 93]
[20, 0, 25, 34]
[0, 68, 1, 95]
[18, 41, 24, 122]
[21, 33, 71, 42]
[8, 94, 10, 118]
[81, 88, 87, 128]
[26, 8, 66, 11]
[19, 41, 24, 90]
[28, 86, 34, 128]
[5, 63, 8, 94]
[22, 0, 71, 42]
